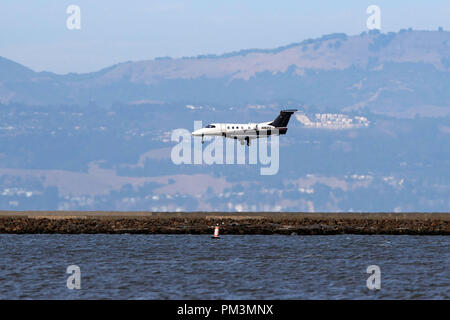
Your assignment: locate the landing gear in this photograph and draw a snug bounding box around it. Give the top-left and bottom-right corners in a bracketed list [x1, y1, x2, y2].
[245, 137, 251, 146]
[201, 134, 204, 144]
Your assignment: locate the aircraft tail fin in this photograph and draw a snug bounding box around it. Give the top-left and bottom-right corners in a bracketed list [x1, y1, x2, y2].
[270, 109, 297, 128]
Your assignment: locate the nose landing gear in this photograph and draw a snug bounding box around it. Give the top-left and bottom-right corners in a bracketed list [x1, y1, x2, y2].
[201, 134, 204, 144]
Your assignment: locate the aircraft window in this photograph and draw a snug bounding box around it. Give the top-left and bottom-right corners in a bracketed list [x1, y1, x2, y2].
[227, 126, 230, 129]
[232, 126, 234, 129]
[241, 126, 243, 129]
[205, 125, 216, 128]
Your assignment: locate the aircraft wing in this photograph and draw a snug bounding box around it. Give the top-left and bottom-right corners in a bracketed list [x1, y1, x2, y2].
[224, 132, 258, 146]
[225, 133, 258, 140]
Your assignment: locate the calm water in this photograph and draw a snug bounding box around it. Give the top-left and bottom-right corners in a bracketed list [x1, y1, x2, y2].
[0, 234, 448, 299]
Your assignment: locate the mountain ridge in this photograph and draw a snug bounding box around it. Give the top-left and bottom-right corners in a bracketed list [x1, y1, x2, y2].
[1, 29, 450, 111]
[3, 29, 450, 76]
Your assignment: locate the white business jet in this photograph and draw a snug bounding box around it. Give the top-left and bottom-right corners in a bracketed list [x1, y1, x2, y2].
[192, 109, 297, 146]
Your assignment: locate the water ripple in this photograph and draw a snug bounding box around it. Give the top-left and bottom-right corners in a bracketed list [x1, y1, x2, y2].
[0, 234, 448, 299]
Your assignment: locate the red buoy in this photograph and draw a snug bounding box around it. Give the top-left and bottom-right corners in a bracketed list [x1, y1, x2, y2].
[211, 225, 220, 239]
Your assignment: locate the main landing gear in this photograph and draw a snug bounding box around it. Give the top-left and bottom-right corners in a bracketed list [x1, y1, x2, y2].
[240, 137, 251, 146]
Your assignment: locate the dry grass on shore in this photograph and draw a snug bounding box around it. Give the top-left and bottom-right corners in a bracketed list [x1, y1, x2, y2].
[0, 211, 448, 221]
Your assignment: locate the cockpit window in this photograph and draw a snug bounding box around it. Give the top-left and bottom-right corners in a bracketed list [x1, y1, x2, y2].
[205, 124, 216, 128]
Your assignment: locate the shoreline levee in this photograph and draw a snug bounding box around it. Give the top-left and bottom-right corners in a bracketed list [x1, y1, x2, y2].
[0, 211, 448, 235]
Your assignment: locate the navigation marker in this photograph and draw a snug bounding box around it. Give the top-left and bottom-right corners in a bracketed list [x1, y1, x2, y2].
[212, 225, 220, 239]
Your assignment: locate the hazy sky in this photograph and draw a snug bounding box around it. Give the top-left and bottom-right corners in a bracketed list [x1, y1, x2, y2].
[1, 0, 449, 74]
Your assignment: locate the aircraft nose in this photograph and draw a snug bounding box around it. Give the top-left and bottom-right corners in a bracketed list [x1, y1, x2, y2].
[192, 129, 201, 136]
